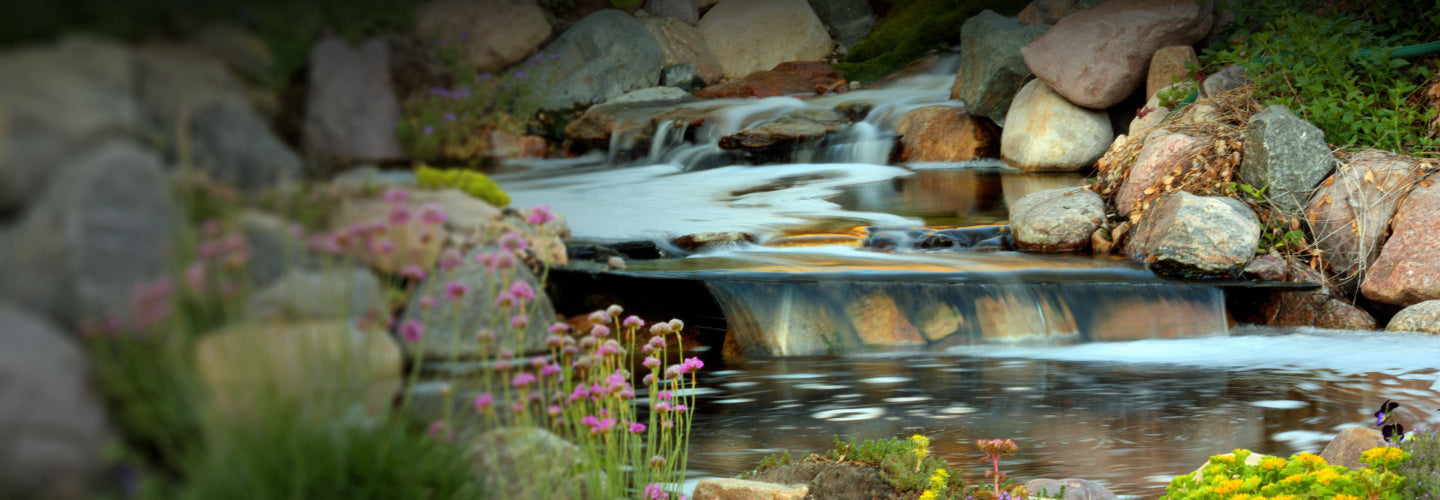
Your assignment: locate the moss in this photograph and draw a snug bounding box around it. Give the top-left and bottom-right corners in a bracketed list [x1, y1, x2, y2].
[415, 165, 511, 207]
[835, 0, 1024, 83]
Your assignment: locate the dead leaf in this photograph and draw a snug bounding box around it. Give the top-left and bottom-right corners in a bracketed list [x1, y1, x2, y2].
[1324, 176, 1335, 187]
[1144, 187, 1156, 195]
[1364, 169, 1375, 184]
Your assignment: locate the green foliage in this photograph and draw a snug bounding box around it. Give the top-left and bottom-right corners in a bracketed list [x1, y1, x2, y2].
[1161, 448, 1410, 499]
[1396, 430, 1440, 499]
[825, 435, 968, 495]
[415, 165, 511, 207]
[743, 450, 795, 478]
[836, 0, 1021, 83]
[1202, 5, 1440, 154]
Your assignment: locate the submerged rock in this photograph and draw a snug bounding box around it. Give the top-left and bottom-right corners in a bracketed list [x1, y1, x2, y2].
[1241, 105, 1335, 214]
[1000, 79, 1112, 171]
[1385, 299, 1440, 334]
[698, 0, 833, 80]
[1360, 175, 1440, 307]
[846, 290, 925, 346]
[1010, 187, 1105, 253]
[1126, 191, 1259, 277]
[719, 107, 847, 152]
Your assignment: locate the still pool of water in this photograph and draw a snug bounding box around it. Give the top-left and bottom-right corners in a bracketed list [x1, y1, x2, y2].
[683, 327, 1440, 498]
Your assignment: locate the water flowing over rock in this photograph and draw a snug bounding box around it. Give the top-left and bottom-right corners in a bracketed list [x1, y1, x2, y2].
[541, 10, 663, 111]
[806, 0, 875, 49]
[564, 87, 699, 149]
[1240, 290, 1377, 330]
[1116, 128, 1200, 217]
[1241, 105, 1335, 214]
[244, 268, 387, 323]
[1306, 149, 1420, 284]
[399, 247, 559, 359]
[1386, 300, 1440, 334]
[0, 302, 110, 499]
[719, 107, 847, 152]
[1010, 187, 1105, 253]
[847, 290, 925, 346]
[0, 36, 138, 213]
[698, 0, 833, 80]
[1361, 178, 1440, 306]
[1146, 45, 1198, 101]
[196, 320, 402, 423]
[1024, 478, 1119, 500]
[953, 10, 1049, 124]
[694, 61, 845, 98]
[303, 36, 405, 164]
[1126, 191, 1259, 277]
[693, 478, 809, 499]
[1320, 427, 1385, 470]
[415, 0, 550, 73]
[0, 140, 178, 329]
[639, 16, 724, 85]
[1021, 0, 1213, 110]
[1000, 79, 1112, 171]
[644, 0, 700, 24]
[892, 105, 998, 162]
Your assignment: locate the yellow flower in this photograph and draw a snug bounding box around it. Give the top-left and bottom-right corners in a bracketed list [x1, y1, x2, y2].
[911, 435, 930, 461]
[1280, 473, 1304, 484]
[1260, 456, 1287, 471]
[918, 490, 937, 500]
[1231, 494, 1252, 500]
[1312, 467, 1341, 485]
[1294, 452, 1327, 468]
[1333, 494, 1360, 500]
[1215, 478, 1244, 495]
[930, 468, 949, 485]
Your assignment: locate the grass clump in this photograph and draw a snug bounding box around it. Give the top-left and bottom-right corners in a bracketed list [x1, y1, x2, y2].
[836, 0, 1021, 84]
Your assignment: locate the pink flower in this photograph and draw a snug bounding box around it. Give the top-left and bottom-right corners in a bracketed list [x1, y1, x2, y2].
[400, 264, 427, 280]
[383, 187, 409, 204]
[418, 296, 437, 309]
[589, 417, 616, 434]
[650, 323, 673, 335]
[680, 356, 705, 373]
[494, 291, 516, 309]
[444, 281, 468, 301]
[643, 373, 658, 385]
[606, 305, 624, 317]
[400, 319, 424, 343]
[541, 363, 561, 378]
[419, 203, 447, 225]
[439, 248, 462, 271]
[580, 415, 599, 428]
[526, 205, 555, 225]
[201, 219, 223, 237]
[592, 324, 611, 337]
[588, 310, 608, 324]
[493, 252, 516, 269]
[511, 314, 529, 329]
[545, 334, 566, 349]
[658, 390, 672, 401]
[596, 342, 618, 357]
[665, 365, 682, 379]
[475, 328, 495, 343]
[629, 422, 647, 433]
[548, 404, 563, 417]
[671, 404, 687, 413]
[643, 356, 661, 370]
[623, 315, 644, 329]
[549, 323, 570, 335]
[388, 205, 411, 226]
[500, 231, 527, 253]
[654, 401, 671, 413]
[371, 238, 395, 255]
[649, 335, 667, 348]
[649, 455, 666, 468]
[509, 281, 535, 302]
[668, 319, 684, 331]
[646, 484, 668, 500]
[475, 252, 495, 270]
[427, 420, 453, 442]
[512, 372, 537, 388]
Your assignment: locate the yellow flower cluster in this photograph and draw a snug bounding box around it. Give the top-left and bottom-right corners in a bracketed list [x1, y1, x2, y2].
[1293, 452, 1327, 468]
[1360, 445, 1410, 469]
[1259, 456, 1287, 471]
[911, 434, 930, 461]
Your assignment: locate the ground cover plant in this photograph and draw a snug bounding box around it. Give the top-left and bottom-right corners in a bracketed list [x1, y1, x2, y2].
[747, 434, 1027, 499]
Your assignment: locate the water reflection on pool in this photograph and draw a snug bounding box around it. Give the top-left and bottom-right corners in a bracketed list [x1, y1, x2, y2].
[683, 327, 1440, 498]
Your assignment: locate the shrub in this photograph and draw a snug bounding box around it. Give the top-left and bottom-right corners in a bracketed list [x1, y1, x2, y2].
[1161, 448, 1409, 499]
[1397, 430, 1440, 499]
[414, 165, 511, 207]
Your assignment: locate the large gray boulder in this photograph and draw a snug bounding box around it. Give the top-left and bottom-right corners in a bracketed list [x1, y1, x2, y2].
[639, 16, 725, 86]
[1361, 177, 1440, 307]
[698, 0, 833, 80]
[806, 0, 876, 49]
[645, 0, 700, 24]
[415, 0, 551, 73]
[954, 10, 1049, 124]
[1126, 191, 1260, 277]
[0, 36, 139, 214]
[1241, 105, 1335, 214]
[542, 10, 664, 111]
[399, 247, 559, 359]
[1305, 149, 1420, 285]
[0, 302, 111, 499]
[1010, 187, 1105, 253]
[304, 36, 406, 164]
[1021, 0, 1213, 110]
[0, 140, 178, 330]
[236, 210, 315, 290]
[1000, 79, 1112, 171]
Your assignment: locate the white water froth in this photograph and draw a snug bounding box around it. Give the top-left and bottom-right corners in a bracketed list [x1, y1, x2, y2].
[498, 163, 919, 241]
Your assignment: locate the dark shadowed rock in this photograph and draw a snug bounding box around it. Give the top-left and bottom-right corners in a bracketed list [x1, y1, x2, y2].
[1306, 149, 1420, 286]
[1320, 427, 1385, 470]
[1011, 187, 1105, 253]
[1361, 175, 1440, 307]
[806, 0, 875, 49]
[542, 10, 663, 111]
[1242, 254, 1287, 281]
[696, 61, 845, 99]
[893, 105, 999, 162]
[954, 10, 1049, 124]
[415, 0, 550, 73]
[304, 36, 405, 164]
[1241, 105, 1335, 214]
[747, 461, 900, 500]
[1025, 478, 1120, 500]
[1202, 64, 1248, 97]
[1242, 290, 1377, 330]
[1126, 191, 1259, 277]
[0, 302, 111, 499]
[645, 0, 700, 24]
[1386, 300, 1440, 334]
[1022, 0, 1213, 109]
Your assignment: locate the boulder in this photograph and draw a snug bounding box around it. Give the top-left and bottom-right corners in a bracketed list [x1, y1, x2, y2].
[469, 427, 584, 498]
[892, 105, 999, 162]
[564, 87, 700, 149]
[1018, 0, 1080, 25]
[1320, 427, 1385, 471]
[1000, 79, 1113, 171]
[1242, 254, 1287, 281]
[698, 0, 833, 80]
[399, 247, 559, 359]
[694, 61, 845, 98]
[639, 16, 724, 85]
[244, 268, 387, 323]
[415, 0, 551, 73]
[1010, 187, 1105, 253]
[304, 36, 405, 164]
[195, 320, 402, 422]
[745, 461, 899, 499]
[1241, 105, 1335, 213]
[1306, 149, 1420, 283]
[1360, 174, 1440, 307]
[1115, 128, 1200, 217]
[1021, 0, 1213, 110]
[0, 140, 178, 329]
[693, 478, 809, 500]
[1242, 290, 1377, 330]
[846, 290, 924, 346]
[0, 36, 138, 213]
[672, 231, 755, 251]
[1202, 64, 1248, 97]
[1126, 191, 1259, 277]
[1128, 81, 1193, 138]
[662, 63, 700, 88]
[0, 302, 110, 499]
[1024, 478, 1119, 500]
[1145, 45, 1198, 101]
[237, 210, 317, 290]
[542, 10, 664, 111]
[953, 10, 1050, 124]
[191, 99, 306, 189]
[1386, 300, 1440, 334]
[806, 0, 875, 49]
[645, 0, 700, 24]
[719, 107, 847, 152]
